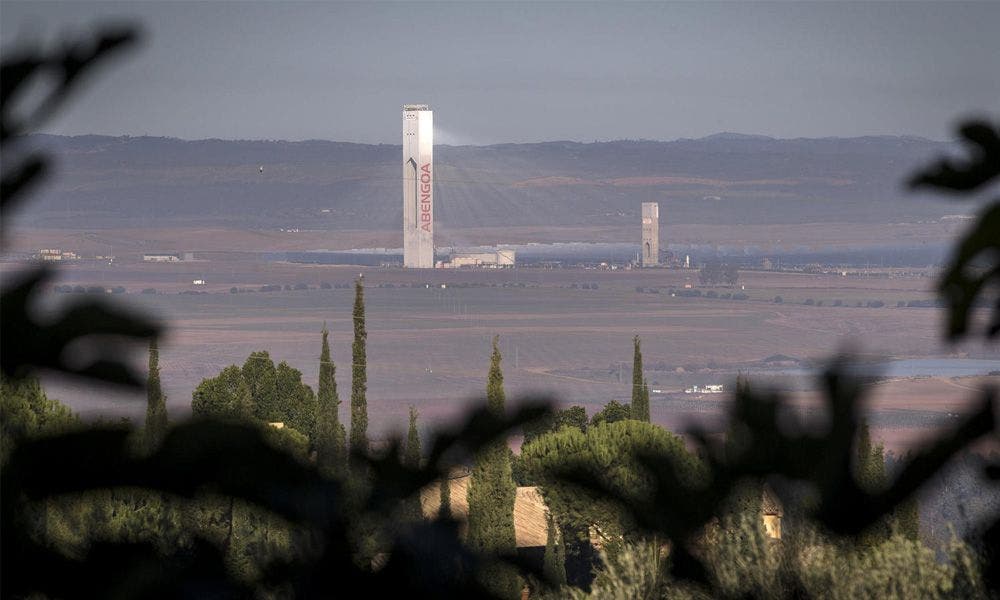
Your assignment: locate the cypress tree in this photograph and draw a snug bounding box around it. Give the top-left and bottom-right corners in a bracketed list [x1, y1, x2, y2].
[895, 451, 920, 540]
[871, 442, 887, 487]
[405, 405, 421, 467]
[857, 422, 892, 546]
[403, 406, 424, 521]
[897, 497, 920, 541]
[641, 378, 651, 422]
[856, 421, 873, 489]
[543, 511, 567, 587]
[315, 324, 346, 475]
[485, 335, 506, 415]
[735, 370, 751, 395]
[467, 335, 519, 598]
[144, 338, 168, 451]
[438, 469, 456, 584]
[439, 473, 451, 520]
[553, 522, 567, 588]
[350, 277, 368, 454]
[631, 335, 650, 422]
[869, 442, 891, 543]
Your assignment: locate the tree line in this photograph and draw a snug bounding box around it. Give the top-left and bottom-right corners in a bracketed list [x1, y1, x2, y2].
[698, 261, 740, 287]
[6, 317, 992, 598]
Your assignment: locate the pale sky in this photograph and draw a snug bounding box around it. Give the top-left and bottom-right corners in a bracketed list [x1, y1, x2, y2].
[2, 1, 998, 144]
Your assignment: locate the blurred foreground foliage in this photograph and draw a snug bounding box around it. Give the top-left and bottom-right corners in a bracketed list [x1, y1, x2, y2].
[909, 120, 1000, 341]
[1, 24, 160, 388]
[547, 523, 989, 600]
[1, 24, 998, 600]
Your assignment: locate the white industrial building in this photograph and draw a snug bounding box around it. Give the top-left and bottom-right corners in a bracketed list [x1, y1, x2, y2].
[437, 249, 516, 269]
[143, 254, 181, 262]
[403, 104, 434, 268]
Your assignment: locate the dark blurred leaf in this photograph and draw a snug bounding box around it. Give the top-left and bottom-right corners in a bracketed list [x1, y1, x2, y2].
[535, 358, 997, 589]
[424, 400, 551, 468]
[909, 121, 1000, 193]
[4, 537, 247, 600]
[936, 202, 1000, 340]
[817, 389, 995, 535]
[0, 266, 161, 387]
[3, 421, 337, 523]
[2, 402, 552, 599]
[1, 25, 141, 142]
[0, 152, 47, 214]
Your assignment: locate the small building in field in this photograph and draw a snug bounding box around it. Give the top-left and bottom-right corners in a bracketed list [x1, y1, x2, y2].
[143, 254, 181, 262]
[685, 384, 724, 394]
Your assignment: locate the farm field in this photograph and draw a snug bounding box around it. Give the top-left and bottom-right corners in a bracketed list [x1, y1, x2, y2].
[8, 258, 996, 452]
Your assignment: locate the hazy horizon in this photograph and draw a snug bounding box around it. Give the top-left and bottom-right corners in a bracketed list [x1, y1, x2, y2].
[24, 130, 951, 146]
[2, 1, 997, 144]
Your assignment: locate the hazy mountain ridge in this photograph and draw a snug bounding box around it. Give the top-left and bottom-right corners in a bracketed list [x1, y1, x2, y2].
[13, 133, 955, 230]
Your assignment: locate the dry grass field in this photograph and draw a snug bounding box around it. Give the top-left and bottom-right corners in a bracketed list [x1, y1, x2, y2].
[8, 245, 996, 454]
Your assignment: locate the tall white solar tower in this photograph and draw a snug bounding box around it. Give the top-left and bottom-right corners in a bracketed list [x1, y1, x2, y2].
[641, 202, 659, 267]
[403, 104, 433, 268]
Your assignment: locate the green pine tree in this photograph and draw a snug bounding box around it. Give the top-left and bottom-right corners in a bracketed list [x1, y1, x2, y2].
[1, 375, 77, 463]
[191, 365, 253, 421]
[467, 336, 519, 599]
[275, 361, 317, 440]
[631, 335, 649, 422]
[242, 351, 278, 422]
[350, 278, 368, 454]
[144, 339, 168, 451]
[543, 511, 567, 587]
[315, 324, 346, 476]
[590, 399, 631, 427]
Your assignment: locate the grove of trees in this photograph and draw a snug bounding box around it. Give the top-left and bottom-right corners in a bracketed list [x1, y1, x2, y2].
[698, 261, 740, 286]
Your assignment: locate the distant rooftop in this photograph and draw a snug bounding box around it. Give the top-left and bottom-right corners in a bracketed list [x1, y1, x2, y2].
[403, 104, 430, 111]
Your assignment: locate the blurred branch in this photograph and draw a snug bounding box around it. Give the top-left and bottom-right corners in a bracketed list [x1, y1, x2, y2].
[909, 119, 1000, 341]
[0, 24, 141, 142]
[937, 202, 1000, 340]
[2, 400, 553, 598]
[909, 121, 1000, 193]
[0, 24, 158, 388]
[0, 266, 162, 387]
[539, 358, 998, 589]
[1, 24, 141, 241]
[0, 152, 48, 215]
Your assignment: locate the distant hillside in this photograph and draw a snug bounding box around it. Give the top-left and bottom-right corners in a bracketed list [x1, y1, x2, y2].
[11, 133, 956, 230]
